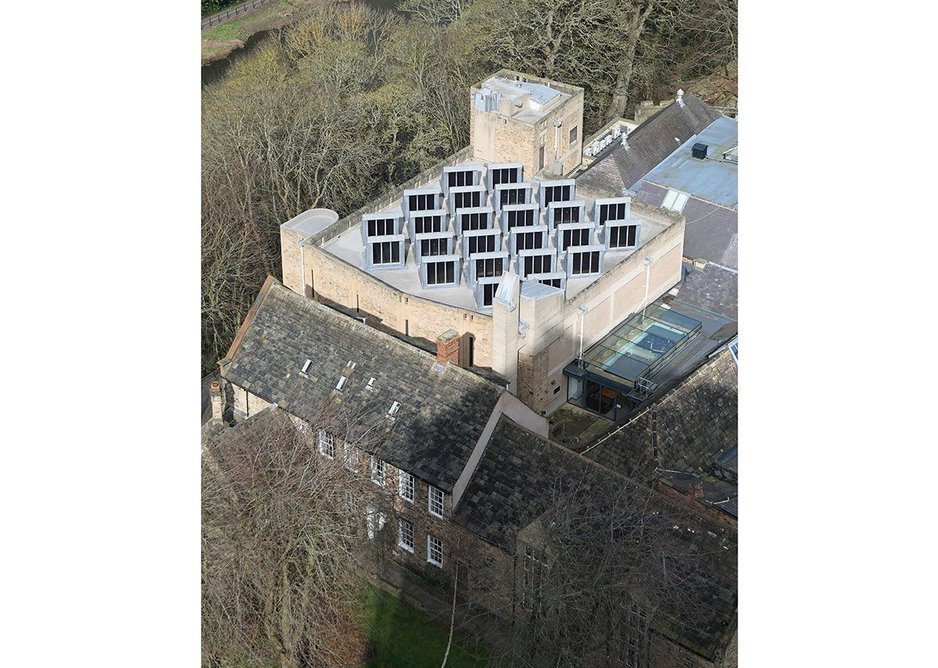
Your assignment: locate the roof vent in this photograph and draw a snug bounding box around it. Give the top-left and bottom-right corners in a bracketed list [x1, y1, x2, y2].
[692, 143, 708, 160]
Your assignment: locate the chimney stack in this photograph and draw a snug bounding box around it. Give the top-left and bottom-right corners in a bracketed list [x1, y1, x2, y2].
[676, 89, 685, 108]
[436, 329, 461, 366]
[210, 381, 224, 424]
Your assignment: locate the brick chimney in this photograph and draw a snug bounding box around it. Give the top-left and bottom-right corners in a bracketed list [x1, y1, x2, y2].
[210, 381, 224, 424]
[436, 329, 461, 366]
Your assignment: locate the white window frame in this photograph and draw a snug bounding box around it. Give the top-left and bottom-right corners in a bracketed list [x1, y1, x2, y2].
[371, 457, 386, 487]
[399, 471, 415, 503]
[427, 534, 443, 567]
[318, 430, 335, 459]
[398, 519, 415, 553]
[428, 486, 445, 518]
[366, 504, 386, 540]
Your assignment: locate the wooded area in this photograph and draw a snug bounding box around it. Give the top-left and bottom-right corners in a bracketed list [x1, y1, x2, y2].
[201, 0, 737, 374]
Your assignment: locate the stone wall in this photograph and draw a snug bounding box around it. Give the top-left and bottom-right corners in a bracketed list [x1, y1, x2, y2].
[304, 244, 495, 367]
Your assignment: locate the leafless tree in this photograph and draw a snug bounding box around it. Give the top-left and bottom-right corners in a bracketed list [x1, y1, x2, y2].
[400, 0, 474, 26]
[483, 474, 736, 667]
[201, 404, 401, 668]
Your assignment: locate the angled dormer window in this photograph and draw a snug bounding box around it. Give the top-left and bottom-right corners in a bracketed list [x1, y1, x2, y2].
[335, 376, 347, 392]
[301, 359, 312, 374]
[388, 401, 401, 416]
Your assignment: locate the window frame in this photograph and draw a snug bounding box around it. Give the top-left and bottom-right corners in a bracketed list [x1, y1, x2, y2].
[428, 486, 445, 518]
[398, 518, 415, 553]
[399, 470, 415, 503]
[427, 534, 443, 567]
[318, 430, 335, 459]
[426, 260, 456, 286]
[609, 224, 638, 248]
[371, 457, 386, 487]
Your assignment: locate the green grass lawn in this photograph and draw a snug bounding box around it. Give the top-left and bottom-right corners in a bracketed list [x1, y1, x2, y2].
[201, 0, 310, 64]
[358, 585, 490, 668]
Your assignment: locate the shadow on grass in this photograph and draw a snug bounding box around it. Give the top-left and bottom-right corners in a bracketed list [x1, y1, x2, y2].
[358, 585, 490, 668]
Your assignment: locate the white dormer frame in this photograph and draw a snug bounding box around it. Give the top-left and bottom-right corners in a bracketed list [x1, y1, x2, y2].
[485, 163, 523, 191]
[493, 182, 533, 212]
[546, 200, 587, 231]
[441, 165, 483, 195]
[500, 203, 540, 237]
[593, 196, 632, 225]
[604, 219, 641, 251]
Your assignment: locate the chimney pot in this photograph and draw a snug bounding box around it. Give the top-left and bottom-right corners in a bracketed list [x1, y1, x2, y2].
[676, 89, 685, 108]
[688, 481, 704, 500]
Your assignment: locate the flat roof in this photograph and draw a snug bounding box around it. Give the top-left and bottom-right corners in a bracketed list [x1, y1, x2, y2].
[641, 116, 738, 209]
[320, 156, 668, 313]
[282, 208, 339, 237]
[478, 75, 570, 123]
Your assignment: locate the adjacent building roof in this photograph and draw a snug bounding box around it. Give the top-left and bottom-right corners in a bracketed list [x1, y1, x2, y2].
[636, 181, 738, 270]
[575, 92, 722, 197]
[454, 415, 601, 553]
[221, 277, 504, 493]
[454, 414, 737, 661]
[584, 347, 737, 478]
[641, 115, 738, 209]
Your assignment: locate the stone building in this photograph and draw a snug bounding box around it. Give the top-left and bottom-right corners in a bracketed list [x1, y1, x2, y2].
[208, 69, 740, 666]
[279, 69, 689, 417]
[212, 276, 738, 666]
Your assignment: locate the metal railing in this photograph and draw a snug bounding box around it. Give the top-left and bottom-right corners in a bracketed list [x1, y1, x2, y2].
[202, 0, 276, 31]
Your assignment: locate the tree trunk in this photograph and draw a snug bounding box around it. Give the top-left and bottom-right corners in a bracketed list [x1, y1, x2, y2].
[606, 1, 657, 121]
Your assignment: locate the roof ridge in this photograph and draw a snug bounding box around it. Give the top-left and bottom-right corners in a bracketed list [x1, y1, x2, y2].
[262, 279, 503, 392]
[493, 413, 735, 534]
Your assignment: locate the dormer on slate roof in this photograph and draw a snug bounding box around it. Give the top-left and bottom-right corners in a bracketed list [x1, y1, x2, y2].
[220, 277, 506, 493]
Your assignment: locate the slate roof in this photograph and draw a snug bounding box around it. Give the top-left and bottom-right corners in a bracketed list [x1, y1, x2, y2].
[575, 93, 722, 198]
[453, 415, 601, 553]
[585, 348, 738, 476]
[636, 182, 738, 270]
[221, 278, 504, 492]
[454, 415, 737, 661]
[672, 263, 738, 322]
[660, 471, 738, 519]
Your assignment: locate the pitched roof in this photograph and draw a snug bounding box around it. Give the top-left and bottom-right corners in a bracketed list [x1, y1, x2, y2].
[454, 415, 737, 661]
[575, 93, 723, 198]
[636, 181, 738, 270]
[453, 415, 601, 553]
[585, 347, 738, 476]
[221, 278, 504, 492]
